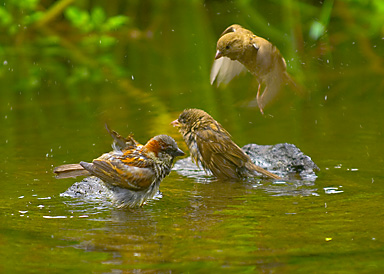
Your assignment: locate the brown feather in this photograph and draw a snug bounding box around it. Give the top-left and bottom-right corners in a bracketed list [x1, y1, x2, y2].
[53, 164, 90, 179]
[211, 24, 302, 113]
[174, 109, 282, 180]
[80, 160, 156, 191]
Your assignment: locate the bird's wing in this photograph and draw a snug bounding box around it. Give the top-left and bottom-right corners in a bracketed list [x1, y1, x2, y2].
[210, 57, 247, 86]
[220, 24, 251, 36]
[80, 160, 156, 190]
[194, 124, 249, 179]
[221, 24, 240, 36]
[256, 66, 285, 112]
[105, 124, 140, 151]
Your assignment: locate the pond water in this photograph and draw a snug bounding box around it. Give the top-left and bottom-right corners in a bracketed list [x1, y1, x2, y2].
[1, 1, 384, 273]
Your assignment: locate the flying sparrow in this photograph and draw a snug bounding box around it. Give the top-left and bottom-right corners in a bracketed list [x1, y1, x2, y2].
[211, 24, 298, 113]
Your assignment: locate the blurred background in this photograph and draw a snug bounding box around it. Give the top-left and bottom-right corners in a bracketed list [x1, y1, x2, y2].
[1, 0, 383, 272]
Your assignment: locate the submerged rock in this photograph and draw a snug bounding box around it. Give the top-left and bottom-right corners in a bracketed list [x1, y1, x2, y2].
[242, 143, 319, 179]
[174, 143, 319, 180]
[61, 143, 319, 202]
[173, 143, 320, 197]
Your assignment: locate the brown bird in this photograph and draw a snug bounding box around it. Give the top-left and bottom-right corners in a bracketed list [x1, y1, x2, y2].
[54, 127, 184, 208]
[171, 108, 281, 180]
[210, 24, 298, 114]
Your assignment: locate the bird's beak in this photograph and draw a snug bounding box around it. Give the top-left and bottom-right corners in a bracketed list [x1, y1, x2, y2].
[171, 119, 180, 127]
[174, 147, 185, 157]
[214, 50, 223, 60]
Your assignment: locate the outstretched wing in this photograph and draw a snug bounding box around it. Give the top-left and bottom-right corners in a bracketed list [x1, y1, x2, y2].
[210, 57, 247, 86]
[210, 24, 251, 86]
[80, 160, 156, 190]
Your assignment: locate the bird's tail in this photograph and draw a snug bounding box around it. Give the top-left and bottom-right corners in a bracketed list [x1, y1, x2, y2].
[53, 164, 90, 179]
[248, 162, 282, 180]
[284, 72, 307, 97]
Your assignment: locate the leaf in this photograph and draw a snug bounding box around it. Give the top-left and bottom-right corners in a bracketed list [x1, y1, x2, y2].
[23, 11, 43, 25]
[99, 35, 117, 48]
[64, 6, 92, 32]
[309, 21, 325, 40]
[91, 6, 106, 28]
[103, 15, 130, 31]
[0, 7, 13, 26]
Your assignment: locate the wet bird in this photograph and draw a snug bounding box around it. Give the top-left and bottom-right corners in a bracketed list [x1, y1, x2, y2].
[210, 24, 298, 113]
[54, 126, 184, 208]
[171, 108, 281, 180]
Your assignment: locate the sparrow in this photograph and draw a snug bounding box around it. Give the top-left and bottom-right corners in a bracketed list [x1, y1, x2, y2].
[210, 24, 298, 113]
[53, 126, 184, 208]
[171, 108, 281, 180]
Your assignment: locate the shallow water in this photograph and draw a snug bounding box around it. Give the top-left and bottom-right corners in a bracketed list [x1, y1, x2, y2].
[1, 1, 384, 273]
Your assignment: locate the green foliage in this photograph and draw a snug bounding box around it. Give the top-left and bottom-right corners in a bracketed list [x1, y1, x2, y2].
[0, 0, 131, 90]
[64, 6, 129, 33]
[0, 7, 13, 26]
[9, 0, 39, 9]
[309, 0, 334, 40]
[0, 0, 382, 96]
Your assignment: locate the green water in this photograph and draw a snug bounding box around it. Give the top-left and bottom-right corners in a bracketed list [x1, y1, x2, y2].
[1, 0, 384, 273]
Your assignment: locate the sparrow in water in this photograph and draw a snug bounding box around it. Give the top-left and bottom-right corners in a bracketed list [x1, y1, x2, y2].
[171, 108, 281, 180]
[210, 24, 298, 113]
[54, 126, 184, 208]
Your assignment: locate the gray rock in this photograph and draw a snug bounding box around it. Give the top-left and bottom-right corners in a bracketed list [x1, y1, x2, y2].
[61, 143, 320, 202]
[242, 143, 319, 180]
[173, 143, 320, 197]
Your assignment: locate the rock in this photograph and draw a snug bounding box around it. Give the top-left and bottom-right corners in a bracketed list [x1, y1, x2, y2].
[242, 143, 319, 179]
[60, 176, 112, 199]
[61, 143, 319, 201]
[174, 143, 318, 180]
[173, 143, 320, 197]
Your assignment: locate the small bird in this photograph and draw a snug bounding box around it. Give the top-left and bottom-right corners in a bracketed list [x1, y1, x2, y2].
[54, 127, 184, 208]
[210, 24, 298, 113]
[171, 108, 281, 180]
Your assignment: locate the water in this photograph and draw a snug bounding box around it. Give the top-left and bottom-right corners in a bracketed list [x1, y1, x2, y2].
[1, 1, 384, 273]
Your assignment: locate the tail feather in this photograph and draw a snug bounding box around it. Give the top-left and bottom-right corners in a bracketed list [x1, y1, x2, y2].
[53, 164, 90, 179]
[247, 162, 282, 180]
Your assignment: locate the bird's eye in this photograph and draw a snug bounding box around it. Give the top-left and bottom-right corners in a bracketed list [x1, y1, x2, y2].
[225, 45, 230, 50]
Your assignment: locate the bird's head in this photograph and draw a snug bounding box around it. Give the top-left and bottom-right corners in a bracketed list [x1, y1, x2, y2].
[171, 108, 220, 135]
[215, 33, 246, 61]
[145, 135, 184, 163]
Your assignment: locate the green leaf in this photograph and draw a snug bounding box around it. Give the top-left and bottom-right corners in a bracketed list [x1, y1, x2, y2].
[91, 6, 106, 28]
[309, 21, 325, 40]
[64, 6, 92, 32]
[98, 35, 116, 48]
[10, 0, 39, 10]
[23, 11, 44, 25]
[103, 15, 129, 31]
[0, 7, 13, 26]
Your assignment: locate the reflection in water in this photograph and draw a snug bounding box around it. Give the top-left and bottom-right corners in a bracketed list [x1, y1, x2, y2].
[173, 142, 319, 198]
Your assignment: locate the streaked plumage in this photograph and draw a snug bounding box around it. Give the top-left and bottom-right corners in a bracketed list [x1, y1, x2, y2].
[54, 128, 184, 208]
[171, 108, 281, 180]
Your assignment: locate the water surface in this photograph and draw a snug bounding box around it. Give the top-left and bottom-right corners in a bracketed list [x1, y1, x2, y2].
[1, 0, 384, 273]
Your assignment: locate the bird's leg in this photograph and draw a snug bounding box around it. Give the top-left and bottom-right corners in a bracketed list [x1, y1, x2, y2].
[256, 84, 264, 114]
